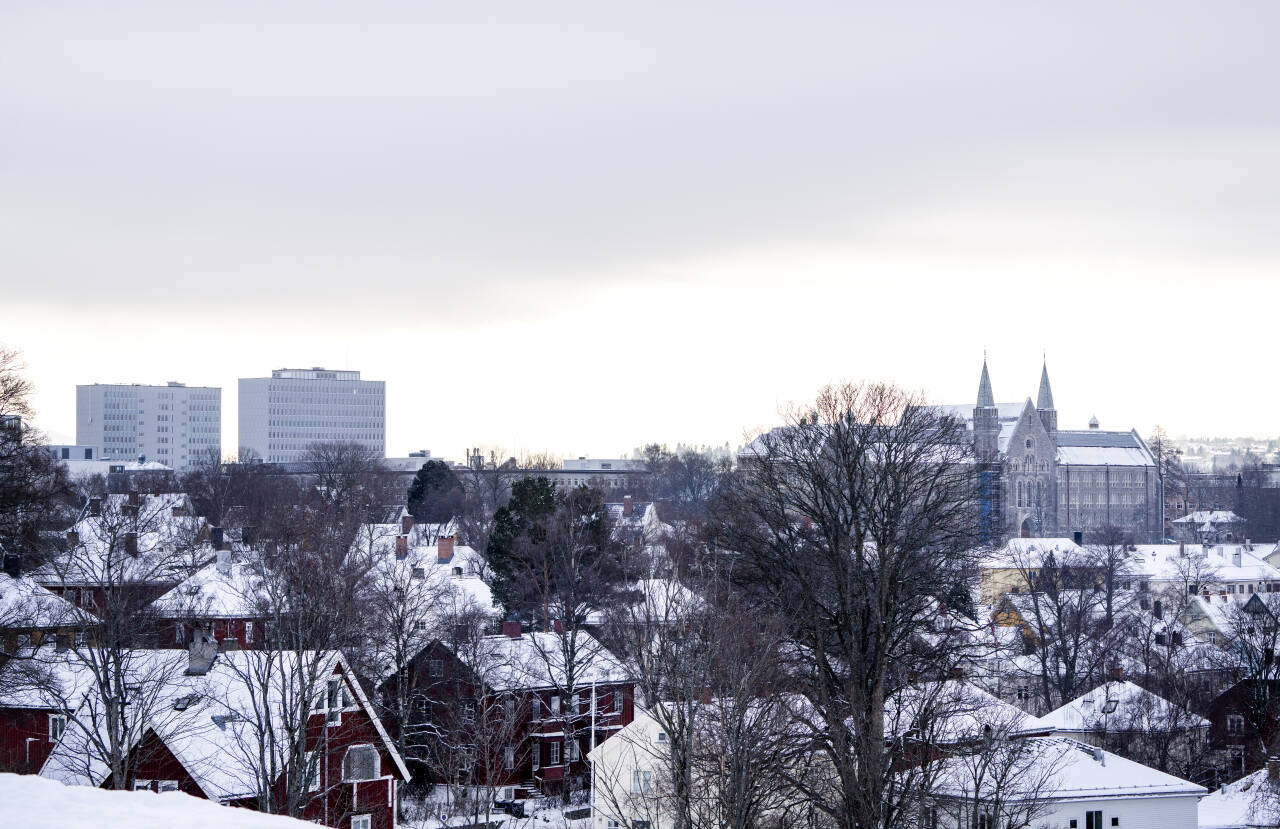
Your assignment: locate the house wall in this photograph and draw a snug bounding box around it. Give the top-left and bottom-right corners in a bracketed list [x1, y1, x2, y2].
[0, 708, 59, 774]
[1036, 794, 1200, 829]
[156, 617, 267, 650]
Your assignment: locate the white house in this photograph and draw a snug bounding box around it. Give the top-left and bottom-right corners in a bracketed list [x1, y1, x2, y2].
[929, 736, 1206, 829]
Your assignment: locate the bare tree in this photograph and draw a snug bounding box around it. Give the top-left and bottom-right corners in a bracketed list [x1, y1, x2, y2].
[715, 382, 983, 829]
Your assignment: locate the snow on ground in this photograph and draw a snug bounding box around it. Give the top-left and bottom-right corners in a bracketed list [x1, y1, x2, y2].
[0, 772, 316, 829]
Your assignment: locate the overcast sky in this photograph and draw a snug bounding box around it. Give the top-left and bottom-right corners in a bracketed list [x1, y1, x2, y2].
[3, 2, 1278, 457]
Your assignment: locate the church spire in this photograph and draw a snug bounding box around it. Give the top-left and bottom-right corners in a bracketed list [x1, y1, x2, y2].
[977, 358, 995, 408]
[1036, 360, 1055, 410]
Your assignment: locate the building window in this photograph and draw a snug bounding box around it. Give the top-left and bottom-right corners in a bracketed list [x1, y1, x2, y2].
[429, 659, 444, 677]
[342, 744, 379, 781]
[352, 816, 371, 829]
[614, 690, 624, 714]
[245, 621, 254, 644]
[49, 715, 66, 742]
[549, 741, 560, 765]
[1228, 715, 1245, 736]
[504, 746, 515, 770]
[532, 742, 540, 770]
[1085, 810, 1103, 829]
[632, 770, 653, 793]
[551, 695, 561, 716]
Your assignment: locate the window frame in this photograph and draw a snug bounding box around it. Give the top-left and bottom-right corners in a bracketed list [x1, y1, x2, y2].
[49, 714, 66, 742]
[342, 743, 380, 783]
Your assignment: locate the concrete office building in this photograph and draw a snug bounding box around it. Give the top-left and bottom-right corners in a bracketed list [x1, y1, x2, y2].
[238, 368, 385, 463]
[76, 382, 221, 472]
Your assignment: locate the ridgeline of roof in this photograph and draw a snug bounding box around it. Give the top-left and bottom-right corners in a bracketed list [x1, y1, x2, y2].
[1173, 510, 1244, 525]
[1198, 768, 1280, 828]
[932, 736, 1205, 801]
[1032, 680, 1209, 733]
[40, 649, 409, 799]
[461, 630, 631, 692]
[0, 574, 92, 630]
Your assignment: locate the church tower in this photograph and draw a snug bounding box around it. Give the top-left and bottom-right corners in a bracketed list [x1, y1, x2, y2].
[973, 359, 1000, 460]
[1036, 360, 1058, 438]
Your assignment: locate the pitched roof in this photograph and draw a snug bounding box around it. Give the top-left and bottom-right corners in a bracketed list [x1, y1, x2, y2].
[1032, 681, 1209, 733]
[459, 630, 631, 692]
[40, 649, 409, 799]
[1173, 510, 1245, 525]
[1198, 767, 1280, 828]
[0, 573, 92, 630]
[886, 680, 1044, 743]
[931, 736, 1205, 801]
[148, 558, 270, 618]
[1056, 430, 1155, 466]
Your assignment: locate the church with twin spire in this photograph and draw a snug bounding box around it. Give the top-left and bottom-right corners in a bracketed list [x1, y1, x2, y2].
[945, 359, 1162, 543]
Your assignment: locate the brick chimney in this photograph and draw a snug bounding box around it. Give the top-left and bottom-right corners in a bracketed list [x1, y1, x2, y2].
[128, 490, 140, 507]
[949, 666, 965, 680]
[401, 514, 414, 534]
[1110, 666, 1124, 681]
[437, 535, 454, 562]
[172, 505, 187, 517]
[1269, 756, 1280, 782]
[210, 527, 225, 550]
[66, 530, 79, 548]
[395, 534, 409, 559]
[2, 553, 20, 579]
[622, 495, 633, 517]
[88, 497, 102, 517]
[502, 620, 522, 639]
[125, 531, 138, 556]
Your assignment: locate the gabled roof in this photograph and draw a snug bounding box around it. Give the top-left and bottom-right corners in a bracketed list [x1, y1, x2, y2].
[0, 573, 92, 630]
[980, 537, 1084, 569]
[1198, 767, 1280, 828]
[1173, 510, 1245, 526]
[886, 680, 1044, 743]
[931, 736, 1206, 801]
[149, 558, 271, 619]
[34, 493, 212, 588]
[40, 649, 409, 799]
[1032, 680, 1209, 733]
[455, 630, 631, 693]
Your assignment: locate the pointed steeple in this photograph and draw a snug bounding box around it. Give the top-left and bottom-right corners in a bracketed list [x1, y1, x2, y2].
[1036, 361, 1054, 411]
[977, 359, 995, 408]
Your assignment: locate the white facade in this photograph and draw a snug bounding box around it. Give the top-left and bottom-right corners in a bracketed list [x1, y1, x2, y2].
[237, 368, 385, 463]
[75, 382, 221, 472]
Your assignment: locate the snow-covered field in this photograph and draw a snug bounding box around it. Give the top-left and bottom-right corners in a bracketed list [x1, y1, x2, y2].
[0, 773, 316, 829]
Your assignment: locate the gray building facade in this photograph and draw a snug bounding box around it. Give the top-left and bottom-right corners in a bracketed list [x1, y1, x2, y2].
[238, 368, 385, 463]
[75, 382, 221, 472]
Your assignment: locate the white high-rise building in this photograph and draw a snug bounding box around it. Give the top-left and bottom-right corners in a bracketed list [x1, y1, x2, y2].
[76, 382, 222, 472]
[238, 368, 386, 463]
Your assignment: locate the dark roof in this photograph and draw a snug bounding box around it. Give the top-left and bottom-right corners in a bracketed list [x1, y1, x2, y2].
[1056, 431, 1142, 449]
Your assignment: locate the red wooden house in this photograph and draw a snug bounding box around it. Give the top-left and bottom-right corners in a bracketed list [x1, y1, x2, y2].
[381, 621, 635, 795]
[35, 647, 409, 829]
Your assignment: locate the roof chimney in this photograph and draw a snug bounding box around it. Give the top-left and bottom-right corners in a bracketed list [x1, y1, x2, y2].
[437, 535, 454, 562]
[396, 534, 409, 559]
[66, 530, 79, 548]
[502, 620, 522, 639]
[401, 514, 414, 535]
[128, 490, 140, 507]
[1110, 666, 1124, 681]
[209, 526, 225, 550]
[1233, 548, 1243, 568]
[125, 531, 138, 557]
[1269, 756, 1280, 782]
[88, 497, 102, 517]
[216, 548, 232, 576]
[623, 495, 633, 518]
[949, 666, 965, 680]
[186, 629, 218, 676]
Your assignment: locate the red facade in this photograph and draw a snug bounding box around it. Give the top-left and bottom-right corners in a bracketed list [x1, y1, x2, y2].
[0, 707, 62, 774]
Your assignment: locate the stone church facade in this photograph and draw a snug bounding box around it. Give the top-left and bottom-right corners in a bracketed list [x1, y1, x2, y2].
[951, 360, 1162, 543]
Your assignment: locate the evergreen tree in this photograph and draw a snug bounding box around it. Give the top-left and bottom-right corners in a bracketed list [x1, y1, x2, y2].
[485, 476, 556, 610]
[406, 459, 464, 523]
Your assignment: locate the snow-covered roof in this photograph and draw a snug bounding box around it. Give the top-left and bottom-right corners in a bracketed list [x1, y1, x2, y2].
[932, 402, 1027, 426]
[1031, 681, 1209, 734]
[1130, 544, 1280, 584]
[886, 680, 1044, 743]
[1173, 510, 1245, 526]
[34, 493, 212, 588]
[463, 630, 631, 692]
[1199, 767, 1280, 828]
[931, 736, 1205, 801]
[0, 771, 319, 829]
[0, 573, 92, 630]
[980, 537, 1084, 568]
[41, 649, 409, 800]
[1056, 430, 1155, 467]
[148, 558, 270, 618]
